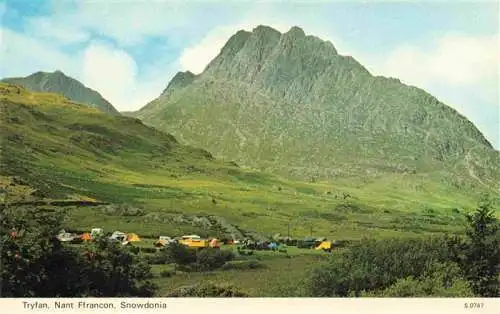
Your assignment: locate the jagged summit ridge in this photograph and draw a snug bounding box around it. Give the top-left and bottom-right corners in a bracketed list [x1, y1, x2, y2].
[164, 25, 341, 98]
[285, 25, 306, 37]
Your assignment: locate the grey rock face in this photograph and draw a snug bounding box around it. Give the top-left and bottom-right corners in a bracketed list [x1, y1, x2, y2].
[134, 25, 499, 190]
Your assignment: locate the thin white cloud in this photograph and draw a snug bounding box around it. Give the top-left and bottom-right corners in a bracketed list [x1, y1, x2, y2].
[82, 42, 138, 104]
[179, 26, 235, 74]
[81, 41, 177, 111]
[13, 1, 195, 47]
[370, 34, 499, 90]
[73, 1, 194, 46]
[24, 16, 91, 45]
[0, 28, 174, 111]
[0, 27, 77, 77]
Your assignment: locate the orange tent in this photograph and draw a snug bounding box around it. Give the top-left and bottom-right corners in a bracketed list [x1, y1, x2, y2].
[127, 233, 141, 242]
[81, 232, 92, 241]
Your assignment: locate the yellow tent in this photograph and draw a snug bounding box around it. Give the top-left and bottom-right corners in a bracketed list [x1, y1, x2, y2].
[127, 233, 141, 242]
[315, 241, 332, 251]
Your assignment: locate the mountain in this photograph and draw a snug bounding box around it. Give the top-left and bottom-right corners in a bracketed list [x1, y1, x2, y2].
[1, 70, 120, 115]
[134, 25, 499, 192]
[2, 82, 491, 240]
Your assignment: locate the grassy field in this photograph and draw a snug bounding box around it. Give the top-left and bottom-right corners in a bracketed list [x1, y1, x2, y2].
[151, 255, 322, 297]
[64, 237, 329, 296]
[147, 245, 329, 297]
[1, 83, 498, 296]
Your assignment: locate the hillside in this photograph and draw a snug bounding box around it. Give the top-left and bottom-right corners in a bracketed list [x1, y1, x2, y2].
[1, 70, 120, 115]
[134, 25, 500, 193]
[2, 83, 495, 242]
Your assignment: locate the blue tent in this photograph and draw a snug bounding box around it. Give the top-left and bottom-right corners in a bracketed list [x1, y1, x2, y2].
[268, 242, 278, 250]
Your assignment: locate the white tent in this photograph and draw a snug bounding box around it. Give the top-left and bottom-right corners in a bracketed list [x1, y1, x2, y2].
[56, 231, 76, 242]
[182, 234, 201, 240]
[109, 231, 127, 241]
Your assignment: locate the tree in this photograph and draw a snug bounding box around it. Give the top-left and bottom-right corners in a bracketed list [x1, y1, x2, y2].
[194, 248, 234, 271]
[463, 197, 499, 297]
[306, 236, 468, 297]
[1, 206, 156, 297]
[162, 242, 197, 265]
[1, 206, 71, 297]
[166, 282, 247, 297]
[361, 263, 474, 297]
[78, 237, 156, 297]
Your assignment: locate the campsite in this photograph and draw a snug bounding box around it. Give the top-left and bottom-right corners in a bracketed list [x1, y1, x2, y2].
[56, 227, 338, 252]
[49, 227, 337, 296]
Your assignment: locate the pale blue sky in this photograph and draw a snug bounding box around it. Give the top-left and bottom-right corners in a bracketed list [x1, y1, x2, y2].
[1, 0, 498, 148]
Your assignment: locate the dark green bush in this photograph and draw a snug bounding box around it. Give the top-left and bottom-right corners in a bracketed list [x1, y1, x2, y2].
[159, 270, 174, 278]
[1, 207, 156, 297]
[423, 205, 435, 215]
[162, 243, 197, 265]
[140, 247, 157, 254]
[236, 247, 254, 256]
[451, 208, 461, 214]
[176, 264, 194, 272]
[220, 259, 265, 271]
[307, 200, 499, 297]
[462, 198, 499, 297]
[361, 263, 474, 297]
[194, 248, 234, 271]
[307, 236, 460, 297]
[297, 240, 316, 249]
[155, 245, 234, 271]
[126, 245, 140, 254]
[166, 282, 247, 297]
[146, 253, 168, 265]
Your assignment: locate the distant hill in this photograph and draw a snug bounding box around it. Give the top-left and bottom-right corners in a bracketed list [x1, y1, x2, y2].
[1, 70, 120, 115]
[133, 25, 499, 192]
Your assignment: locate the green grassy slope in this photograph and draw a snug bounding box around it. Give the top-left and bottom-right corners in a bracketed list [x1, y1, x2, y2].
[1, 83, 497, 243]
[1, 70, 120, 115]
